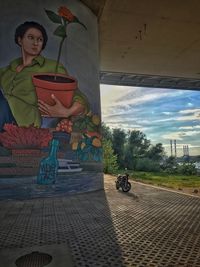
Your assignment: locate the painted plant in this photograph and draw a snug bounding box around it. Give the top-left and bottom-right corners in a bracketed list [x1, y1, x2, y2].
[45, 6, 87, 74]
[56, 112, 102, 162]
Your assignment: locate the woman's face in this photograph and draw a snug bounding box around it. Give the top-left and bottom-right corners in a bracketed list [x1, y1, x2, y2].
[18, 27, 44, 57]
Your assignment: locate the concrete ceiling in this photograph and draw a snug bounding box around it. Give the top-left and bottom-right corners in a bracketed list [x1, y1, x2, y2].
[81, 0, 200, 89]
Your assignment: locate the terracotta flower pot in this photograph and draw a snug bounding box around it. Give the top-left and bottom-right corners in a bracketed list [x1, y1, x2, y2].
[32, 73, 77, 107]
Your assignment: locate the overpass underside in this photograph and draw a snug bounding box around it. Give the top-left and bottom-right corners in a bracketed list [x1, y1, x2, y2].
[100, 71, 200, 91]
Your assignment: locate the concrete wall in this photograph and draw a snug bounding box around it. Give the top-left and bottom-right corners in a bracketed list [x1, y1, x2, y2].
[0, 0, 103, 198]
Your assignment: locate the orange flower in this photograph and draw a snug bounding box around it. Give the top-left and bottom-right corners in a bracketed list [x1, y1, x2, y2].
[92, 138, 102, 148]
[58, 6, 75, 22]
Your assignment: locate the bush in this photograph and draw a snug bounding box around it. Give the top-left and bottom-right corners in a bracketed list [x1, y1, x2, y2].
[177, 162, 197, 175]
[135, 158, 161, 172]
[102, 139, 119, 174]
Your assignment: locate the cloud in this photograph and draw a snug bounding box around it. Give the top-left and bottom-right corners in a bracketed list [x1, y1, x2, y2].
[153, 108, 200, 123]
[177, 108, 200, 121]
[176, 114, 200, 122]
[179, 108, 200, 114]
[101, 86, 195, 126]
[162, 112, 173, 115]
[162, 130, 200, 140]
[100, 85, 181, 112]
[179, 125, 200, 130]
[108, 123, 145, 132]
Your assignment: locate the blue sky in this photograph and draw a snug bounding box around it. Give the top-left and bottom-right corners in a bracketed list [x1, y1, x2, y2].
[100, 85, 200, 157]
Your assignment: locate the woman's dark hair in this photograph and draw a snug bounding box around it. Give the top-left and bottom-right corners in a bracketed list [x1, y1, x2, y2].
[15, 21, 48, 50]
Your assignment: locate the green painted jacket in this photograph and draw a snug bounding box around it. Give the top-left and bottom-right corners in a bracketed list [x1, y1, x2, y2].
[0, 55, 89, 127]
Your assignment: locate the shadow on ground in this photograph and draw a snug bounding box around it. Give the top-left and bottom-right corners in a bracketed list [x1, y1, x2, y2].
[0, 189, 125, 266]
[1, 175, 200, 266]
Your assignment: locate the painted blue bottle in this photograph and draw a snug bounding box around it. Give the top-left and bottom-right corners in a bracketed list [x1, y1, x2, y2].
[37, 139, 59, 185]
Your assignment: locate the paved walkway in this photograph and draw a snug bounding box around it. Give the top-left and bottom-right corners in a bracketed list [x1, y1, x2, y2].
[0, 175, 200, 267]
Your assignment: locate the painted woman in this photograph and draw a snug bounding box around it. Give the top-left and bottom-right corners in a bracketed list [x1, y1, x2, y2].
[0, 21, 89, 131]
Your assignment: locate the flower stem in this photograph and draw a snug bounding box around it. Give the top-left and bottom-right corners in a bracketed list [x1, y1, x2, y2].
[54, 36, 66, 79]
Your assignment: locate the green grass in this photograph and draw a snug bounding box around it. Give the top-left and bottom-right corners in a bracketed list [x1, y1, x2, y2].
[125, 171, 200, 189]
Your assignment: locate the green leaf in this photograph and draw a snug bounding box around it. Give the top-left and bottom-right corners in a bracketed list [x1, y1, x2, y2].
[54, 25, 67, 38]
[45, 9, 62, 24]
[88, 121, 97, 129]
[70, 17, 87, 30]
[85, 116, 90, 123]
[87, 125, 96, 132]
[80, 121, 86, 130]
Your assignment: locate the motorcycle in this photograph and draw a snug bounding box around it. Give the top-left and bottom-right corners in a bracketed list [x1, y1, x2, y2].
[115, 173, 131, 192]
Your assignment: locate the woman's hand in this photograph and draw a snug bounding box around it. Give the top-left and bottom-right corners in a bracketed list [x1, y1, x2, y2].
[38, 94, 70, 117]
[38, 94, 85, 117]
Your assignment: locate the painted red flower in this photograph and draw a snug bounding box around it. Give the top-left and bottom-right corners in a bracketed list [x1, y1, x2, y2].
[58, 6, 75, 22]
[0, 124, 52, 149]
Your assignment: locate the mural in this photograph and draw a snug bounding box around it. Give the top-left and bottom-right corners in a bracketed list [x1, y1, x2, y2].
[0, 2, 103, 194]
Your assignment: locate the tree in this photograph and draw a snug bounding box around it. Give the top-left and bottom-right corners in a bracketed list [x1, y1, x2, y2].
[128, 130, 150, 155]
[112, 128, 126, 168]
[125, 130, 150, 169]
[147, 143, 165, 161]
[101, 122, 112, 142]
[102, 139, 118, 174]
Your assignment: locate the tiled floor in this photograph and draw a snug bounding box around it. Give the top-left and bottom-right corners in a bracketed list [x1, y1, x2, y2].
[0, 175, 200, 266]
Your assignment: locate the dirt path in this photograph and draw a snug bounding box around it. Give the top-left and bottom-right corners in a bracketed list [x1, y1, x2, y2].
[104, 174, 200, 198]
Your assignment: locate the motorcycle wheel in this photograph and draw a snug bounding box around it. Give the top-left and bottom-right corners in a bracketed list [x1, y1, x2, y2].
[122, 182, 131, 192]
[116, 181, 120, 190]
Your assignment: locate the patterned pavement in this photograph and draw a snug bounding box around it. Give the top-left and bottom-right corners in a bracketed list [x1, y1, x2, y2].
[0, 175, 200, 267]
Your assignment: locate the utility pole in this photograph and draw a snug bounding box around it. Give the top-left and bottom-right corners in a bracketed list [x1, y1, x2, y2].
[170, 140, 173, 157]
[174, 140, 177, 158]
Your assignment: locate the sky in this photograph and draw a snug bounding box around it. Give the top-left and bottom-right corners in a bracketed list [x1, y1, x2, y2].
[100, 85, 200, 157]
